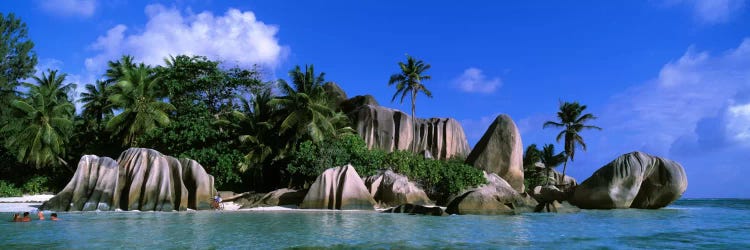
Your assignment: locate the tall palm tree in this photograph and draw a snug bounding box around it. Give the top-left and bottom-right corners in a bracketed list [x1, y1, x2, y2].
[105, 55, 137, 82]
[80, 80, 113, 129]
[543, 101, 601, 185]
[1, 69, 75, 169]
[388, 55, 432, 152]
[106, 64, 174, 147]
[270, 65, 348, 143]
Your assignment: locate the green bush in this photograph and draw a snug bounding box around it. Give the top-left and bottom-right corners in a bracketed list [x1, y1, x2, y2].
[287, 134, 486, 203]
[21, 176, 49, 194]
[0, 180, 22, 197]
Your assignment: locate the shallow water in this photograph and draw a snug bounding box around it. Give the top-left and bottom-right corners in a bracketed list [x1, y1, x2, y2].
[1, 199, 749, 249]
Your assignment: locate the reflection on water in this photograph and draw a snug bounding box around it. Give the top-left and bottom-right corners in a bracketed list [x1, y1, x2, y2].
[1, 199, 748, 249]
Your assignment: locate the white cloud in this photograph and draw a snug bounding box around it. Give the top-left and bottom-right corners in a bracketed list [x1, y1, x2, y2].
[84, 4, 286, 73]
[603, 38, 750, 155]
[454, 68, 502, 93]
[665, 0, 747, 24]
[38, 0, 97, 17]
[726, 102, 750, 143]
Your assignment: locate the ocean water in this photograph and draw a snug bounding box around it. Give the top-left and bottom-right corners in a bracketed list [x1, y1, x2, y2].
[1, 199, 748, 249]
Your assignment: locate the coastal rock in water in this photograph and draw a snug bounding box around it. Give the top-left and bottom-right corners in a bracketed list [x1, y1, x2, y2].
[41, 155, 120, 211]
[535, 201, 580, 213]
[41, 148, 216, 211]
[570, 152, 688, 209]
[532, 185, 568, 203]
[350, 105, 471, 160]
[238, 188, 307, 209]
[365, 170, 432, 208]
[382, 204, 447, 216]
[465, 114, 525, 192]
[300, 164, 376, 210]
[446, 175, 534, 215]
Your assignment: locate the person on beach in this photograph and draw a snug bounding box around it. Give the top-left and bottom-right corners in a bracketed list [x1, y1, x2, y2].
[21, 212, 31, 222]
[50, 213, 59, 221]
[212, 194, 222, 209]
[37, 211, 45, 220]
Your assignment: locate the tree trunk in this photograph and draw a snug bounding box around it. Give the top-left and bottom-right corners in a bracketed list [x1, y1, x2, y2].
[411, 91, 417, 153]
[560, 159, 568, 188]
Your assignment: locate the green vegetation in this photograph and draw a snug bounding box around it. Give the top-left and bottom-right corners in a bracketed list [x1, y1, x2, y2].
[288, 134, 485, 204]
[543, 101, 601, 184]
[2, 70, 75, 169]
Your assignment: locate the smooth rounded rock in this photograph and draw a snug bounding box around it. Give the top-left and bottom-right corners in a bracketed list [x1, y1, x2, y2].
[570, 152, 688, 209]
[465, 114, 525, 192]
[300, 164, 376, 210]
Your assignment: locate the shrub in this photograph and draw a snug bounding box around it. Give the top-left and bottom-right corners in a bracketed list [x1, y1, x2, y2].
[287, 134, 486, 203]
[21, 176, 50, 194]
[0, 180, 22, 197]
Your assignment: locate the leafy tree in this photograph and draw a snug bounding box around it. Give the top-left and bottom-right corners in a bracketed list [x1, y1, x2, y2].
[0, 13, 37, 108]
[107, 63, 174, 147]
[388, 55, 432, 151]
[80, 80, 113, 130]
[522, 144, 545, 189]
[543, 101, 601, 185]
[1, 70, 75, 169]
[271, 65, 351, 144]
[142, 55, 263, 190]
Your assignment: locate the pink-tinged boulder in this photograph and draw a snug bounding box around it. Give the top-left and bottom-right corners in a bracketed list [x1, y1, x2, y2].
[570, 152, 688, 209]
[300, 164, 376, 210]
[41, 148, 216, 211]
[465, 114, 525, 192]
[350, 105, 471, 160]
[365, 170, 432, 208]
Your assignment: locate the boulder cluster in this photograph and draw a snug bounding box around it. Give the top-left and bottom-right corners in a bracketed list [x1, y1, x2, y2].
[44, 86, 688, 214]
[41, 148, 216, 211]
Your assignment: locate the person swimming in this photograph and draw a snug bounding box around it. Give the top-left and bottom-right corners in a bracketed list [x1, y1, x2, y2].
[11, 213, 20, 222]
[50, 213, 59, 221]
[37, 211, 45, 220]
[21, 212, 31, 222]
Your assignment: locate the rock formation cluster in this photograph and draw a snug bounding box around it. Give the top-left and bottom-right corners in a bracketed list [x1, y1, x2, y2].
[41, 148, 216, 211]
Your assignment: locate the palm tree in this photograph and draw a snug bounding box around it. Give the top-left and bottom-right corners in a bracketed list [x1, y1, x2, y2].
[540, 144, 566, 185]
[80, 80, 113, 129]
[543, 101, 602, 185]
[270, 65, 348, 143]
[106, 64, 174, 147]
[388, 55, 432, 152]
[1, 69, 75, 169]
[105, 55, 137, 82]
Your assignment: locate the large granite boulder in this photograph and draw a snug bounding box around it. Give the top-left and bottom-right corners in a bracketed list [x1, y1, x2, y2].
[323, 82, 348, 107]
[340, 94, 379, 114]
[446, 173, 535, 215]
[382, 204, 447, 216]
[365, 170, 432, 208]
[465, 114, 524, 192]
[300, 164, 376, 210]
[569, 152, 688, 209]
[41, 148, 216, 211]
[237, 188, 307, 209]
[351, 105, 471, 160]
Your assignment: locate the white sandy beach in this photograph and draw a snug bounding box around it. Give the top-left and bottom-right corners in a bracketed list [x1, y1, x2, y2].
[0, 194, 53, 213]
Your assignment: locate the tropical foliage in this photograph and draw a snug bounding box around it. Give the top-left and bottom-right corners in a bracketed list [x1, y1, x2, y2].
[543, 101, 601, 184]
[1, 70, 75, 169]
[107, 60, 174, 147]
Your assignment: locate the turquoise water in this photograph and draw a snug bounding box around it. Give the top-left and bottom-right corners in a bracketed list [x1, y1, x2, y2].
[1, 199, 749, 249]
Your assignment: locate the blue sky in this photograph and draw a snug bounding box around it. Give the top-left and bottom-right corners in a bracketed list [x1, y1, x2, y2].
[3, 1, 749, 198]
